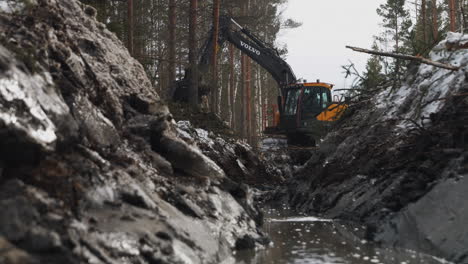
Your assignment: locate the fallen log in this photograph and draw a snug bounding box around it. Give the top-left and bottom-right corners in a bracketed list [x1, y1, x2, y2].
[345, 46, 460, 71]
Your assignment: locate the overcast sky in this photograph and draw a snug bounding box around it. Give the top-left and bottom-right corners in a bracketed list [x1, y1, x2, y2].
[277, 0, 386, 89]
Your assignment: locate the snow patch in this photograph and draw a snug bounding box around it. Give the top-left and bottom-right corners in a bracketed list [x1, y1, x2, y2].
[260, 137, 288, 151]
[0, 46, 70, 149]
[0, 0, 26, 13]
[0, 72, 57, 145]
[373, 33, 468, 130]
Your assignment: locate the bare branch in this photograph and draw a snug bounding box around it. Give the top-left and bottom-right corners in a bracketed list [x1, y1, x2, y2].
[345, 46, 460, 71]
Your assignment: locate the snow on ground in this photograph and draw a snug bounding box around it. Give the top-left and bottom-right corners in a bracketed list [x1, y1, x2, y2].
[0, 0, 25, 13]
[260, 137, 288, 151]
[374, 33, 468, 131]
[0, 46, 70, 149]
[0, 72, 55, 145]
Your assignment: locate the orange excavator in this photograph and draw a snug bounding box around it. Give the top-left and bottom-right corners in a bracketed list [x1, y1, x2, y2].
[172, 16, 347, 146]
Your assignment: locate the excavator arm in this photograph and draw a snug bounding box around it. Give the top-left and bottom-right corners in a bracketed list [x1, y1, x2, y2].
[198, 16, 297, 95]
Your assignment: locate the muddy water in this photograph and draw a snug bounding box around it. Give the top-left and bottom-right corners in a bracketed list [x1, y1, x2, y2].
[236, 208, 452, 264]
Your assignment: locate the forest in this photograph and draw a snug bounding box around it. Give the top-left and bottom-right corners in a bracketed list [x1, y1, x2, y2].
[80, 0, 467, 146]
[80, 0, 300, 146]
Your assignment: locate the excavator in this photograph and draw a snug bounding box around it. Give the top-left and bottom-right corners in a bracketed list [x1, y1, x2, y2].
[172, 16, 347, 146]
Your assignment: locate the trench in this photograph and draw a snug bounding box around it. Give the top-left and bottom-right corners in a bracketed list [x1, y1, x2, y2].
[235, 207, 452, 264]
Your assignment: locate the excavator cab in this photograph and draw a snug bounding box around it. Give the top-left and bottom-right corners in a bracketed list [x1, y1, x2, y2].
[278, 82, 346, 146]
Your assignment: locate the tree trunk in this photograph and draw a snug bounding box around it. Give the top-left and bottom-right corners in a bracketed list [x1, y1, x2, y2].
[167, 0, 176, 98]
[395, 16, 399, 52]
[211, 0, 220, 113]
[127, 0, 134, 55]
[422, 0, 427, 43]
[461, 0, 467, 33]
[229, 43, 235, 127]
[246, 56, 252, 144]
[188, 0, 198, 106]
[432, 0, 439, 41]
[449, 0, 456, 31]
[240, 53, 246, 137]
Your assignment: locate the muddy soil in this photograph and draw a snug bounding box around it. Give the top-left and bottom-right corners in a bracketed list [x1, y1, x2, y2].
[271, 33, 468, 263]
[0, 1, 279, 263]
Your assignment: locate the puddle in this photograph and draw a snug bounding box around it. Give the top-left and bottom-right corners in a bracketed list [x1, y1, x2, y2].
[235, 208, 453, 264]
[270, 216, 333, 223]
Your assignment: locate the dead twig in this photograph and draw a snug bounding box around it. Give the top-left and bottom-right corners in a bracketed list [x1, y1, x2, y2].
[345, 46, 460, 71]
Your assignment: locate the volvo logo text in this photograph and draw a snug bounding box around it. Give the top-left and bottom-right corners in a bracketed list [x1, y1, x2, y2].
[240, 41, 261, 56]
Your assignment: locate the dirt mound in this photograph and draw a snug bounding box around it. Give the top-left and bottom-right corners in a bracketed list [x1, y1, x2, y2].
[274, 33, 468, 263]
[0, 1, 267, 263]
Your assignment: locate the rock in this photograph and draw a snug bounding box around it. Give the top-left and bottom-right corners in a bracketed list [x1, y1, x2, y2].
[120, 183, 157, 210]
[376, 169, 468, 263]
[155, 231, 172, 241]
[164, 192, 204, 218]
[0, 237, 38, 264]
[72, 96, 120, 148]
[0, 161, 3, 181]
[234, 234, 256, 250]
[0, 45, 74, 154]
[151, 118, 226, 180]
[23, 227, 62, 252]
[175, 121, 287, 186]
[0, 196, 39, 241]
[145, 150, 174, 175]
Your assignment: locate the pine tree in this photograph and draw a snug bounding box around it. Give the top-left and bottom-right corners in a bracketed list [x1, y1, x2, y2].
[377, 0, 413, 54]
[376, 0, 412, 87]
[362, 42, 385, 90]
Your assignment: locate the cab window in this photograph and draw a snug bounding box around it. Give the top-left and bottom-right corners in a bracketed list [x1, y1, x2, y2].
[301, 86, 331, 117]
[284, 89, 301, 115]
[322, 91, 329, 108]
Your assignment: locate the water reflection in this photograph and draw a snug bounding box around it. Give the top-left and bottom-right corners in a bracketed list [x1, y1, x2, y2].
[235, 209, 452, 264]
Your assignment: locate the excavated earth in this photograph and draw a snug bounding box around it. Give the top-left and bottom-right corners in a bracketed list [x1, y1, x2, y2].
[2, 1, 468, 264]
[0, 1, 288, 263]
[273, 33, 468, 263]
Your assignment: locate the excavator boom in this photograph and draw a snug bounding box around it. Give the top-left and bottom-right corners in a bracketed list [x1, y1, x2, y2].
[198, 16, 296, 94]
